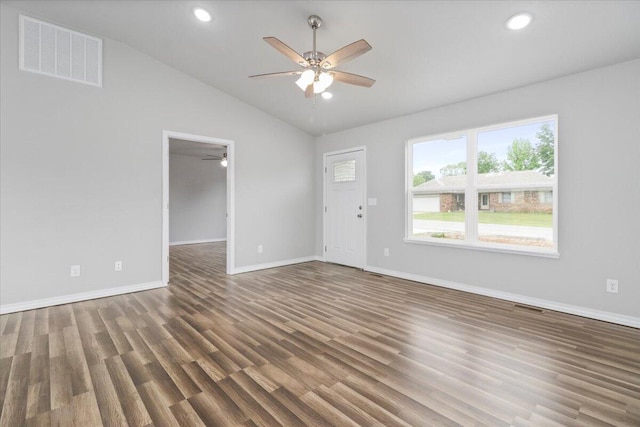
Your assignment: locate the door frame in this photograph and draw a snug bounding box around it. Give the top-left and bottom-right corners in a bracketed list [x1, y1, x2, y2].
[162, 130, 236, 285]
[322, 146, 367, 268]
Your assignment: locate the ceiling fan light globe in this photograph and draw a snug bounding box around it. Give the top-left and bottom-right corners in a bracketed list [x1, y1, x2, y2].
[220, 158, 228, 167]
[295, 69, 315, 90]
[318, 72, 333, 88]
[313, 81, 326, 94]
[302, 69, 315, 82]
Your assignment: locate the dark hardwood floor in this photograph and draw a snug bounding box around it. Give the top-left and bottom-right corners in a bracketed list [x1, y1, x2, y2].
[1, 242, 639, 426]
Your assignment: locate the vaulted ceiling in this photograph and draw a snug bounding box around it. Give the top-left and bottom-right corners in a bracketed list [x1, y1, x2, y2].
[6, 1, 640, 135]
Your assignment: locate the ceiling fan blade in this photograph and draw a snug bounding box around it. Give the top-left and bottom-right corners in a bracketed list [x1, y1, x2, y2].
[304, 84, 314, 98]
[320, 39, 372, 70]
[201, 158, 219, 160]
[263, 37, 309, 67]
[331, 71, 376, 87]
[249, 71, 303, 79]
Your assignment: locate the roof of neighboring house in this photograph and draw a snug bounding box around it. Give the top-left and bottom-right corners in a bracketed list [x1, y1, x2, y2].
[413, 170, 553, 192]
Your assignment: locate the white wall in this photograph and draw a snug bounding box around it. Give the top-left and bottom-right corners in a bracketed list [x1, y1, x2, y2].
[316, 59, 640, 320]
[0, 4, 315, 308]
[169, 153, 226, 244]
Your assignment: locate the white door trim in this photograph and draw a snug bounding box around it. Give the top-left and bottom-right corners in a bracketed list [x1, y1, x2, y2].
[162, 130, 236, 285]
[322, 146, 367, 268]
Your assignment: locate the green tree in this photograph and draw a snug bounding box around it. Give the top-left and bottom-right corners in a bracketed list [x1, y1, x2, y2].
[477, 151, 501, 174]
[503, 138, 540, 171]
[439, 161, 467, 177]
[536, 123, 555, 176]
[413, 170, 435, 186]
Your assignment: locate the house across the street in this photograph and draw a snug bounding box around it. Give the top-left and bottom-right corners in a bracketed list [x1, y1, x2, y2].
[413, 170, 553, 213]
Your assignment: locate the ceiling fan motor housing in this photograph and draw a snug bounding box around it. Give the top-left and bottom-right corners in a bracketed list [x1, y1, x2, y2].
[303, 51, 326, 65]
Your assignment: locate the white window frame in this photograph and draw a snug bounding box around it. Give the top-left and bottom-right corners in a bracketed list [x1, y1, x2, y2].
[405, 115, 558, 258]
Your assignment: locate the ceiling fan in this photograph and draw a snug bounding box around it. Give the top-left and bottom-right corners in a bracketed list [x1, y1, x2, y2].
[249, 15, 375, 97]
[202, 153, 228, 167]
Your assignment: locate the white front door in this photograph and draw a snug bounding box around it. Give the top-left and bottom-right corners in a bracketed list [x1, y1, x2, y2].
[480, 193, 489, 210]
[324, 149, 365, 268]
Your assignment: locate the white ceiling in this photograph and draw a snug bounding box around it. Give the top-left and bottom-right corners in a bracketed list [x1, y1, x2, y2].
[7, 1, 640, 136]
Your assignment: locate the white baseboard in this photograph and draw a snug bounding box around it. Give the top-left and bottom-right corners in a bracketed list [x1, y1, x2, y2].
[365, 265, 640, 329]
[232, 256, 318, 274]
[0, 281, 165, 315]
[170, 238, 226, 246]
[313, 255, 325, 262]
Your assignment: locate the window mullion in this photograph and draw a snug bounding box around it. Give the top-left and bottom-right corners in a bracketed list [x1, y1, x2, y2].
[406, 142, 413, 239]
[466, 130, 478, 242]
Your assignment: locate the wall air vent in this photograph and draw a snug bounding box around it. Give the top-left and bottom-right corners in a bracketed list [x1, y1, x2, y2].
[19, 14, 102, 87]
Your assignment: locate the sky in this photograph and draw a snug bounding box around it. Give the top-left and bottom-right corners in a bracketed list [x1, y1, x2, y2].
[413, 120, 555, 177]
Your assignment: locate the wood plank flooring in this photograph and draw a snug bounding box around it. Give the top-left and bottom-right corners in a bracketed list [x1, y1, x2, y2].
[1, 242, 639, 426]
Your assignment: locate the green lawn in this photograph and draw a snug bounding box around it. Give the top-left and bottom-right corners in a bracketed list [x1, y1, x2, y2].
[413, 211, 552, 227]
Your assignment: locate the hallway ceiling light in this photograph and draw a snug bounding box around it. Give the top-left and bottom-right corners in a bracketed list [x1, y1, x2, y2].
[201, 152, 227, 167]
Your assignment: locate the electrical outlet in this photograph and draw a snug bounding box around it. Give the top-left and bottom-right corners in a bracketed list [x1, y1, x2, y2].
[384, 248, 390, 256]
[258, 245, 263, 253]
[115, 261, 123, 272]
[606, 279, 618, 294]
[70, 265, 81, 277]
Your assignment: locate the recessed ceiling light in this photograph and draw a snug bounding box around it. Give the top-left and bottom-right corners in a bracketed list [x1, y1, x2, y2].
[321, 92, 333, 100]
[193, 7, 212, 22]
[506, 13, 532, 30]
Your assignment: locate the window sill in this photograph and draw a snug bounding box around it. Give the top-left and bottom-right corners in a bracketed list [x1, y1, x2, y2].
[403, 237, 560, 259]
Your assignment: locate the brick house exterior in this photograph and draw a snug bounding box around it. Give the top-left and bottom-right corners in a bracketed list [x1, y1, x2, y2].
[482, 190, 552, 213]
[439, 193, 464, 212]
[413, 171, 553, 213]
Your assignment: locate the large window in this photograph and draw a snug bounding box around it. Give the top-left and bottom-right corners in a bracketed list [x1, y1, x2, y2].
[407, 115, 558, 256]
